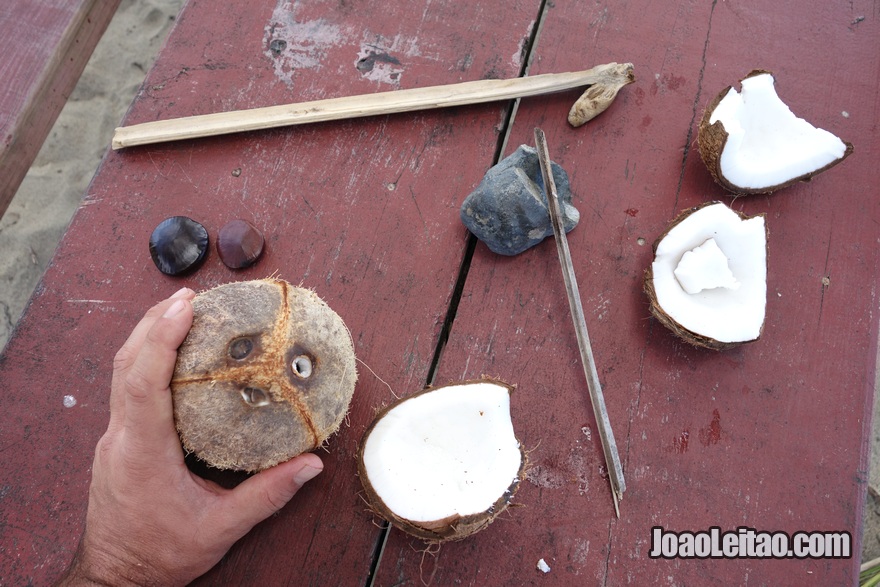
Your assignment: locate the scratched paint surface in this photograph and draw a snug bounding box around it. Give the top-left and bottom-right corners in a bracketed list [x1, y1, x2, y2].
[0, 0, 877, 585]
[373, 0, 879, 585]
[0, 0, 541, 584]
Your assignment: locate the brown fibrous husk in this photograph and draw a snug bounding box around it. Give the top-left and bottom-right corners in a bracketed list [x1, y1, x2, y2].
[171, 278, 357, 472]
[697, 69, 854, 195]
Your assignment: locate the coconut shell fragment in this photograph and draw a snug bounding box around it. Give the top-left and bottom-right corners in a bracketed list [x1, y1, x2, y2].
[644, 202, 767, 350]
[358, 379, 525, 542]
[171, 278, 357, 471]
[697, 70, 853, 194]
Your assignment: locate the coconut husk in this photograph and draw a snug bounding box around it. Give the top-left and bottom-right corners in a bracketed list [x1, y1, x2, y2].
[171, 278, 357, 472]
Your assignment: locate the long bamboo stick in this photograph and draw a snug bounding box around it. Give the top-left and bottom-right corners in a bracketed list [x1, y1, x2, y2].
[534, 127, 626, 517]
[112, 62, 633, 149]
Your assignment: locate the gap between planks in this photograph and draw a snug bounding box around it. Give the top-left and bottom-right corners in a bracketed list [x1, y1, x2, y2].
[362, 1, 551, 585]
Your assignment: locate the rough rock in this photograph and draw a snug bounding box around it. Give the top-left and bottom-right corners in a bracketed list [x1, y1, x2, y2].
[460, 145, 579, 256]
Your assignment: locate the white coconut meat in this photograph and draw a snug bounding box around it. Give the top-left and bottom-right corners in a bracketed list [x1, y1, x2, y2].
[673, 238, 740, 295]
[360, 381, 522, 524]
[650, 202, 766, 345]
[709, 72, 849, 190]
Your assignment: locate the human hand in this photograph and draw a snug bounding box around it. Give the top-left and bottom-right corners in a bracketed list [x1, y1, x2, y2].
[58, 288, 323, 586]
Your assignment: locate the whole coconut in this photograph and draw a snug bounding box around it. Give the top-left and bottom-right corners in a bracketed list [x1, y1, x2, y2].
[171, 278, 357, 472]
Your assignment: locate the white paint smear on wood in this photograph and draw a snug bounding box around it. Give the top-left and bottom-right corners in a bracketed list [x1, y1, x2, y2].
[264, 2, 344, 86]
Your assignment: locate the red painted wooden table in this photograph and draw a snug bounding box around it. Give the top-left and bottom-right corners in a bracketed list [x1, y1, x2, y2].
[1, 0, 877, 585]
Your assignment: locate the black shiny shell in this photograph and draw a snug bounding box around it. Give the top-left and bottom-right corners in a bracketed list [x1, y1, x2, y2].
[148, 216, 209, 276]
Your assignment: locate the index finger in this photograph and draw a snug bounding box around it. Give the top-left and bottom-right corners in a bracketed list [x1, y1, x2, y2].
[121, 296, 194, 454]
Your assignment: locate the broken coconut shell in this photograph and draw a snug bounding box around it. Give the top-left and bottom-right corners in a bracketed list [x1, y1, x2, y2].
[171, 278, 357, 471]
[644, 201, 768, 351]
[358, 379, 525, 542]
[698, 69, 853, 195]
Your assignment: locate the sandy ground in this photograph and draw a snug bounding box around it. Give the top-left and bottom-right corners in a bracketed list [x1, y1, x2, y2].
[0, 0, 184, 350]
[0, 0, 878, 569]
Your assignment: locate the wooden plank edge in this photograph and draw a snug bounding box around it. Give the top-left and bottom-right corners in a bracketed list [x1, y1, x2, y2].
[0, 0, 122, 217]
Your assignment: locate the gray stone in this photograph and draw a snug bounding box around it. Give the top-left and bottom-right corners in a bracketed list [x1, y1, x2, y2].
[460, 145, 580, 256]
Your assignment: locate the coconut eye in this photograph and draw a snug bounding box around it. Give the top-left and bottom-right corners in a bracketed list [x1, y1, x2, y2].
[229, 337, 254, 360]
[240, 387, 270, 407]
[291, 355, 313, 378]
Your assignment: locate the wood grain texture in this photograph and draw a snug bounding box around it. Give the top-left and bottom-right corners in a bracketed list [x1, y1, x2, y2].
[0, 0, 877, 585]
[0, 0, 121, 215]
[0, 0, 541, 584]
[374, 0, 879, 585]
[112, 66, 633, 149]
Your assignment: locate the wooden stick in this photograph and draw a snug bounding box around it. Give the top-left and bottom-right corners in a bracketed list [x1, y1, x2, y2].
[112, 63, 632, 149]
[534, 127, 626, 516]
[861, 555, 880, 573]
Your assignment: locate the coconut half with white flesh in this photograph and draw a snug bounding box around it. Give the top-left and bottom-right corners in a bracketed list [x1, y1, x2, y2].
[698, 70, 853, 194]
[645, 202, 767, 350]
[358, 379, 525, 542]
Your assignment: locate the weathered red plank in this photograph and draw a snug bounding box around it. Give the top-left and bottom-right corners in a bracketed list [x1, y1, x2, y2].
[0, 0, 121, 215]
[0, 0, 544, 584]
[2, 0, 876, 584]
[373, 0, 879, 585]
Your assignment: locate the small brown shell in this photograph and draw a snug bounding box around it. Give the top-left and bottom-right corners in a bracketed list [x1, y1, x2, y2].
[217, 219, 264, 269]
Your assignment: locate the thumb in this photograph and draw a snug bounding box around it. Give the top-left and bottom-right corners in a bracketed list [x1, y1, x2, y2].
[225, 453, 324, 529]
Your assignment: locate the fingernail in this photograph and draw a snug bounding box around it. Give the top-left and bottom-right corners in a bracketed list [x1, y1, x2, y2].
[163, 299, 186, 318]
[171, 287, 192, 299]
[293, 464, 323, 486]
